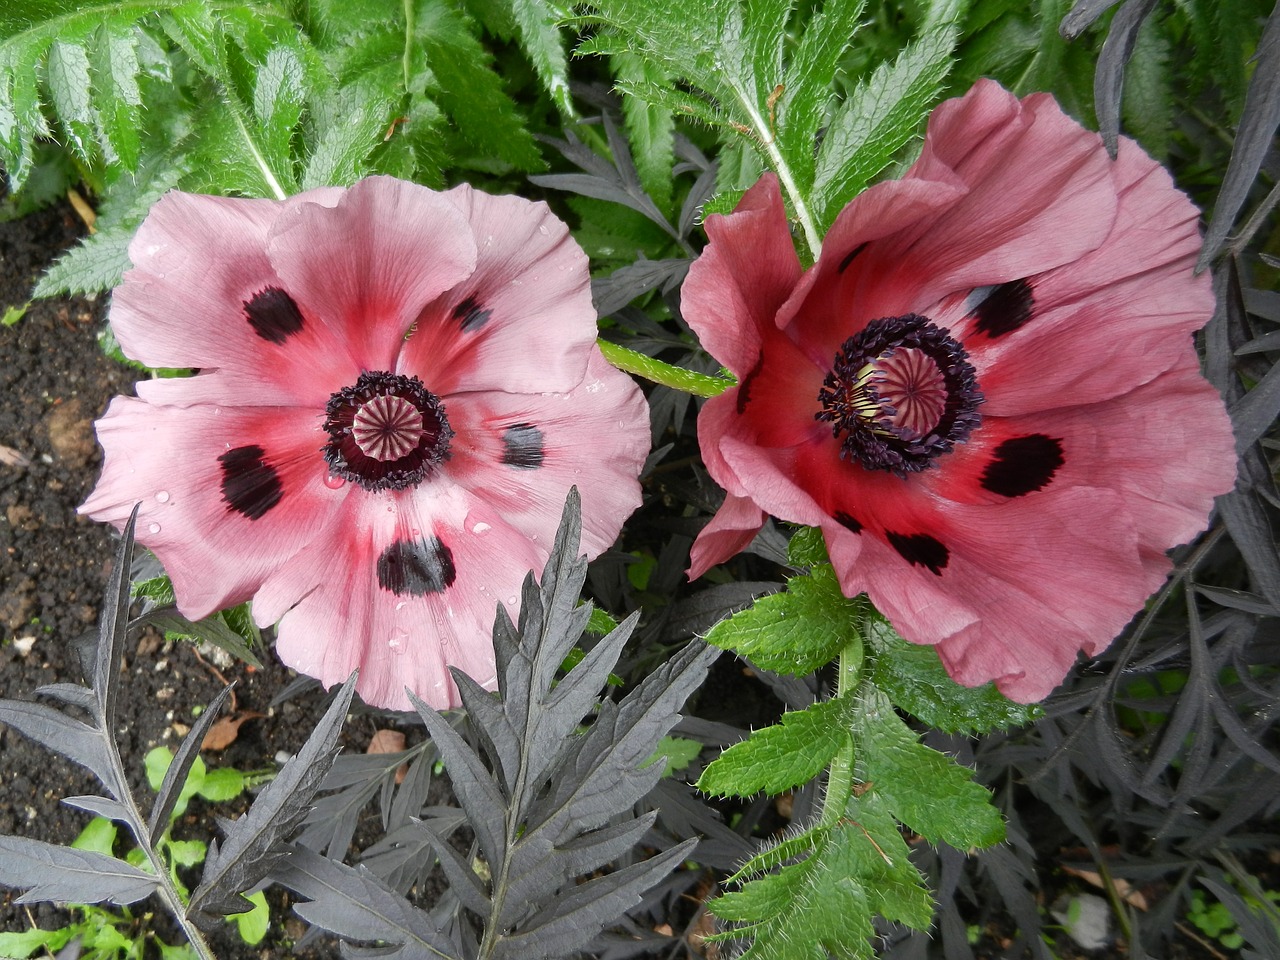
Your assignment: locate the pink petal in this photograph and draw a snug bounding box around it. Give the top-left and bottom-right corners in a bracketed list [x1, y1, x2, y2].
[680, 174, 803, 376]
[687, 493, 767, 580]
[78, 396, 345, 619]
[395, 185, 600, 396]
[267, 176, 477, 372]
[442, 351, 649, 557]
[256, 487, 543, 710]
[954, 138, 1215, 414]
[110, 187, 359, 407]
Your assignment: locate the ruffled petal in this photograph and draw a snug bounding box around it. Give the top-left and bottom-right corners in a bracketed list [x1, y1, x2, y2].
[110, 187, 362, 407]
[442, 351, 649, 556]
[255, 484, 542, 710]
[396, 185, 599, 396]
[687, 493, 767, 580]
[267, 176, 477, 372]
[78, 395, 345, 619]
[955, 138, 1215, 414]
[681, 174, 803, 376]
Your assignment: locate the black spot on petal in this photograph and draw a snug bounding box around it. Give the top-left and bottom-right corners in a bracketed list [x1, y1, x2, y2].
[502, 423, 544, 469]
[219, 445, 283, 520]
[244, 287, 305, 344]
[834, 511, 863, 534]
[452, 295, 492, 332]
[886, 531, 948, 576]
[737, 350, 765, 415]
[981, 434, 1064, 497]
[973, 278, 1034, 339]
[837, 241, 869, 274]
[377, 537, 457, 596]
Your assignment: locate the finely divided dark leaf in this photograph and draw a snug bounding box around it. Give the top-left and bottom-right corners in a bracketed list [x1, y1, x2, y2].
[272, 845, 462, 958]
[134, 608, 263, 668]
[1218, 485, 1280, 610]
[492, 839, 697, 960]
[62, 795, 130, 822]
[34, 682, 96, 711]
[1059, 0, 1124, 39]
[1092, 0, 1159, 156]
[189, 673, 357, 917]
[148, 683, 234, 842]
[1200, 2, 1280, 266]
[0, 836, 157, 905]
[0, 700, 115, 791]
[409, 691, 508, 870]
[95, 504, 139, 732]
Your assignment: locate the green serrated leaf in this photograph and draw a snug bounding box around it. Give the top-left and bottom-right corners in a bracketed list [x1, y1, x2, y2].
[32, 219, 132, 297]
[90, 21, 142, 169]
[45, 38, 95, 160]
[507, 0, 574, 115]
[698, 696, 855, 797]
[852, 687, 1005, 849]
[1, 302, 28, 326]
[165, 837, 208, 867]
[867, 618, 1041, 733]
[1119, 10, 1173, 161]
[252, 43, 306, 187]
[0, 925, 76, 957]
[416, 1, 543, 172]
[704, 564, 857, 675]
[613, 52, 675, 213]
[301, 79, 392, 189]
[785, 525, 828, 567]
[813, 22, 958, 230]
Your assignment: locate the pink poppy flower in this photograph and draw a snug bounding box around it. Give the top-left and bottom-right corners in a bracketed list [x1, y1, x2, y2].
[684, 79, 1237, 702]
[81, 175, 649, 710]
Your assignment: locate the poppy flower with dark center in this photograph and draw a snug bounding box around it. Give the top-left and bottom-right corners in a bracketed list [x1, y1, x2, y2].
[81, 175, 650, 710]
[684, 80, 1237, 702]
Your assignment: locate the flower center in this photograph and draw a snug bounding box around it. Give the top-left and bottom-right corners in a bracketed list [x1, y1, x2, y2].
[324, 371, 452, 492]
[816, 314, 983, 476]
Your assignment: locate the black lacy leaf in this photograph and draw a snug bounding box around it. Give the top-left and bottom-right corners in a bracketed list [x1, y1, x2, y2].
[0, 836, 159, 906]
[188, 672, 357, 917]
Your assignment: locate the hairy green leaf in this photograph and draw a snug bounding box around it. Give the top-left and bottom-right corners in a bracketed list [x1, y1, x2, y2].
[698, 696, 856, 797]
[703, 563, 858, 675]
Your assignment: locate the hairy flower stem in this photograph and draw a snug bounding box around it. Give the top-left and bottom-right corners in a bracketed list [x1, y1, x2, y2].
[819, 638, 864, 828]
[596, 339, 735, 397]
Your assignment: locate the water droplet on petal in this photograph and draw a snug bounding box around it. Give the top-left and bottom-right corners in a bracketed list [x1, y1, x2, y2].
[538, 224, 549, 236]
[155, 491, 170, 503]
[388, 627, 409, 653]
[147, 522, 161, 534]
[506, 596, 517, 605]
[323, 473, 346, 489]
[395, 601, 408, 611]
[472, 522, 491, 535]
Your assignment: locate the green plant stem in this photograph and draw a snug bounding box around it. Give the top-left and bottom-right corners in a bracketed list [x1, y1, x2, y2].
[596, 339, 735, 397]
[818, 640, 863, 828]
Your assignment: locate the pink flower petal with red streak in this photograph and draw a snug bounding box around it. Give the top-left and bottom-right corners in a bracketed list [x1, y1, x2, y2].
[267, 177, 476, 373]
[397, 185, 599, 396]
[80, 394, 345, 619]
[685, 80, 1236, 701]
[254, 485, 541, 711]
[445, 351, 649, 556]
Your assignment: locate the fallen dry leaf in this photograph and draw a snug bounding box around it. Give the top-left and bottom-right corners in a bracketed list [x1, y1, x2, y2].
[367, 728, 409, 783]
[1061, 863, 1149, 910]
[202, 710, 265, 751]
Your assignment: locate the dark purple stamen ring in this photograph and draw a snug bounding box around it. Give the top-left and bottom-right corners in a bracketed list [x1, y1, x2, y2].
[324, 371, 453, 492]
[816, 314, 983, 476]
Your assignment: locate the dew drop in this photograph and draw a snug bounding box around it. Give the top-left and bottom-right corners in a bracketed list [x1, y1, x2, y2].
[538, 224, 549, 236]
[154, 491, 170, 503]
[506, 596, 517, 605]
[471, 521, 491, 535]
[395, 601, 408, 611]
[388, 627, 409, 653]
[147, 522, 161, 534]
[323, 473, 346, 490]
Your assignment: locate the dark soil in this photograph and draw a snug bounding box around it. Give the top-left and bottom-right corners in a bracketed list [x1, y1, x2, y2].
[0, 199, 345, 954]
